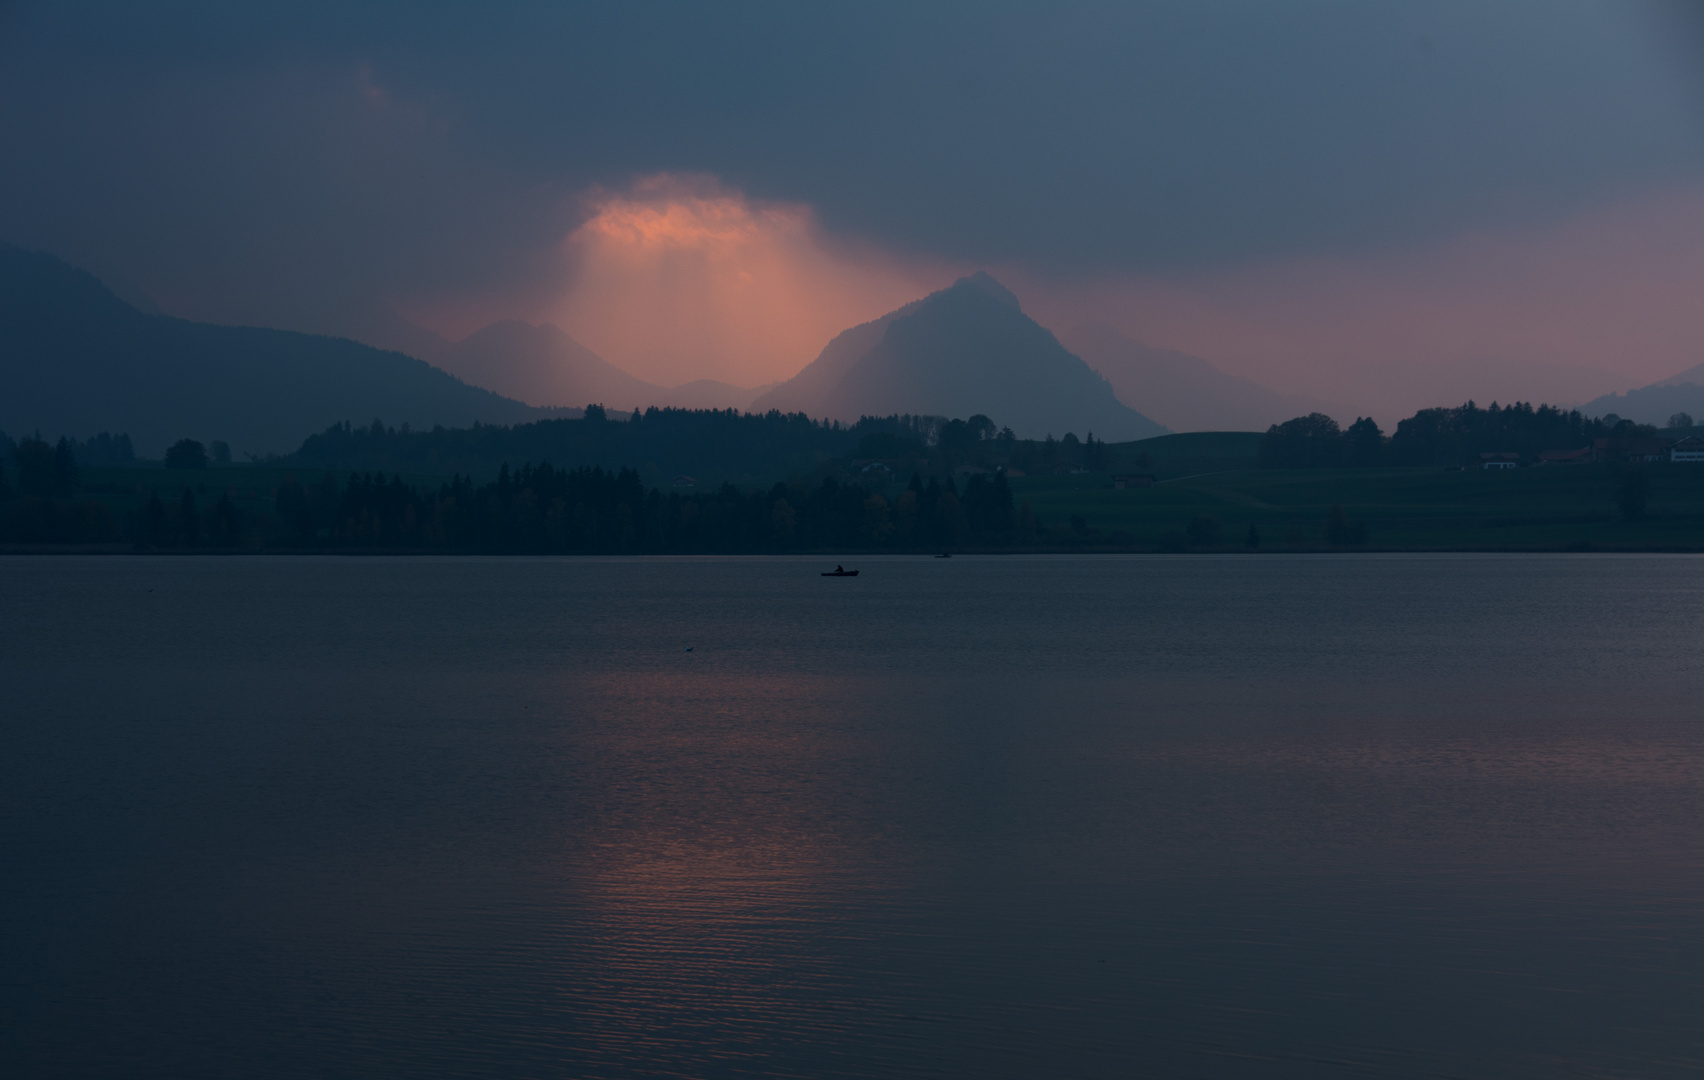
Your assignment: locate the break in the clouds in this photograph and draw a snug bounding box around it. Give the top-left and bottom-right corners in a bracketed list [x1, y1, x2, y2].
[1, 1, 1701, 405]
[542, 176, 949, 388]
[524, 175, 1704, 409]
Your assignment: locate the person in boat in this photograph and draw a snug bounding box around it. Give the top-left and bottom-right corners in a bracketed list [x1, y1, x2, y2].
[835, 565, 844, 573]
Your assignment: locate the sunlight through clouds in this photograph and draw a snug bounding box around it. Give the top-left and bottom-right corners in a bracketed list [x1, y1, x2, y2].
[551, 175, 953, 389]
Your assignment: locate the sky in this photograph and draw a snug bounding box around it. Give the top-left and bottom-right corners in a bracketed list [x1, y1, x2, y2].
[2, 1, 1702, 411]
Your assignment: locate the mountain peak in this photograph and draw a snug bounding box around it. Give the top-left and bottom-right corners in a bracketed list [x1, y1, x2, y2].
[950, 271, 1021, 312]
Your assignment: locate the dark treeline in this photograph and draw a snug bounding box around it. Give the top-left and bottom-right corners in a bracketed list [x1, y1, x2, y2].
[3, 434, 81, 497]
[0, 429, 134, 470]
[288, 407, 861, 482]
[4, 407, 1112, 488]
[0, 434, 121, 543]
[12, 400, 1673, 550]
[0, 406, 1113, 548]
[284, 406, 1109, 483]
[852, 414, 1108, 475]
[123, 464, 1031, 553]
[1260, 402, 1633, 467]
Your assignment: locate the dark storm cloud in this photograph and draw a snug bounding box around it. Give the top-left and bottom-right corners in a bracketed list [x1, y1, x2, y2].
[1, 0, 1699, 323]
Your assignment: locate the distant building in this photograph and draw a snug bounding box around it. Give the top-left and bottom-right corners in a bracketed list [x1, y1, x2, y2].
[1673, 436, 1704, 463]
[1482, 460, 1516, 470]
[672, 475, 697, 488]
[1112, 474, 1155, 489]
[1593, 436, 1671, 463]
[1538, 447, 1593, 465]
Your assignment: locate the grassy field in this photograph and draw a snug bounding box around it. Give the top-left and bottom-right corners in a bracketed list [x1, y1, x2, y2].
[1010, 463, 1704, 550]
[1103, 430, 1264, 478]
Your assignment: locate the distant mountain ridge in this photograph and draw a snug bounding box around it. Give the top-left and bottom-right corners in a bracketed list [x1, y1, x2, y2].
[1654, 361, 1704, 389]
[1061, 324, 1346, 432]
[755, 272, 1166, 441]
[1578, 360, 1704, 425]
[752, 297, 926, 417]
[337, 310, 768, 414]
[0, 244, 555, 455]
[436, 319, 670, 413]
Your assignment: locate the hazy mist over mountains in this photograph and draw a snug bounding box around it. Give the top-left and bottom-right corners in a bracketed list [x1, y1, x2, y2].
[753, 273, 1165, 441]
[10, 238, 1698, 457]
[4, 5, 1698, 446]
[383, 270, 1178, 438]
[753, 298, 927, 418]
[1577, 361, 1704, 426]
[432, 321, 758, 414]
[317, 270, 1659, 437]
[4, 249, 1174, 451]
[0, 245, 551, 455]
[316, 304, 770, 414]
[1059, 324, 1345, 433]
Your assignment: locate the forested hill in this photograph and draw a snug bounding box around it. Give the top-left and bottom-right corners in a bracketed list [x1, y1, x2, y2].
[287, 407, 869, 485]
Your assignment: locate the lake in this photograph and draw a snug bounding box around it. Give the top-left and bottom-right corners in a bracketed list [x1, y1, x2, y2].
[2, 554, 1701, 1078]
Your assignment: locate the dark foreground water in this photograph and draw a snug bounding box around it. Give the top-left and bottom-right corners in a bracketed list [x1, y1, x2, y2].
[2, 554, 1701, 1078]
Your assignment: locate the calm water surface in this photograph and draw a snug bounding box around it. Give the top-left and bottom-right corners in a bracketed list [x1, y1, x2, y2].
[2, 554, 1701, 1078]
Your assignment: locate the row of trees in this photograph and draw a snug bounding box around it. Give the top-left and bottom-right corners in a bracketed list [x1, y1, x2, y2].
[5, 458, 1384, 551]
[0, 436, 81, 498]
[1260, 402, 1630, 468]
[288, 408, 863, 482]
[0, 432, 218, 502]
[0, 408, 1099, 550]
[851, 415, 1109, 474]
[121, 468, 1379, 554]
[0, 430, 138, 474]
[0, 435, 118, 542]
[121, 464, 1034, 553]
[287, 407, 1113, 488]
[1259, 414, 1386, 468]
[4, 406, 1116, 487]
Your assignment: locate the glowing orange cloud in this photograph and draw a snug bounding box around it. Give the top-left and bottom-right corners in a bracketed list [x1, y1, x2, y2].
[412, 175, 1704, 423]
[548, 175, 953, 389]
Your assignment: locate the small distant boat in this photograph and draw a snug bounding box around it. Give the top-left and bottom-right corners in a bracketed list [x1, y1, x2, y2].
[935, 553, 952, 559]
[822, 565, 860, 577]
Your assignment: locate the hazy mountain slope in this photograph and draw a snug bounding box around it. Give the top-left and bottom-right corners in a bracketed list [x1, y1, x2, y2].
[751, 296, 929, 416]
[1061, 324, 1346, 432]
[0, 244, 546, 454]
[1578, 363, 1704, 424]
[437, 320, 672, 412]
[340, 313, 764, 414]
[818, 273, 1166, 440]
[314, 302, 458, 368]
[1655, 360, 1704, 388]
[1334, 358, 1626, 423]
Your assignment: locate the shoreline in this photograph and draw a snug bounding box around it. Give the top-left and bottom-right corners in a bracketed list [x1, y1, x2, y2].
[7, 543, 1704, 557]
